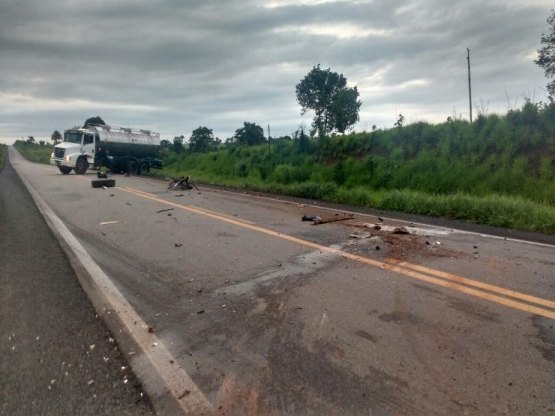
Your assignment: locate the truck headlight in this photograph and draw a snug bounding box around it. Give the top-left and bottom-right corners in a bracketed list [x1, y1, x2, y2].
[50, 152, 54, 158]
[65, 155, 70, 161]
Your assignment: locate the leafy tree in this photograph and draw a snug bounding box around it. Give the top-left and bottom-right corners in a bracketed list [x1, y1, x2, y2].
[296, 64, 361, 137]
[189, 126, 219, 153]
[233, 122, 265, 146]
[160, 139, 172, 149]
[51, 130, 62, 145]
[83, 116, 106, 128]
[394, 113, 405, 128]
[173, 135, 184, 153]
[535, 9, 555, 99]
[39, 140, 46, 146]
[27, 136, 35, 144]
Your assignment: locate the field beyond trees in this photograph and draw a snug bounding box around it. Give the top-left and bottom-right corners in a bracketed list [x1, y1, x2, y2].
[163, 102, 555, 233]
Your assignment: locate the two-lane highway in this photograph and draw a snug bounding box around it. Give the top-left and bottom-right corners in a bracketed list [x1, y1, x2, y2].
[9, 146, 555, 415]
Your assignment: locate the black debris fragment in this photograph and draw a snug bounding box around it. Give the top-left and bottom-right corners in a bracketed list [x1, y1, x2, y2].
[156, 208, 174, 214]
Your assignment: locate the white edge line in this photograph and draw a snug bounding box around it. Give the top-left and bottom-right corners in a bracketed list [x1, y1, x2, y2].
[10, 150, 213, 416]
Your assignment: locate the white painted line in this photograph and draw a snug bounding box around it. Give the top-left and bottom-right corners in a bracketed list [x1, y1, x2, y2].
[11, 150, 213, 416]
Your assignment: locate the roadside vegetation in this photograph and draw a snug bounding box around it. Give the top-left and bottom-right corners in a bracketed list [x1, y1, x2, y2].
[0, 144, 6, 170]
[14, 139, 53, 164]
[162, 101, 555, 233]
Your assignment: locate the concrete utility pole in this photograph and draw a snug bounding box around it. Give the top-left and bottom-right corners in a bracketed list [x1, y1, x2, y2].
[467, 48, 473, 123]
[267, 124, 271, 154]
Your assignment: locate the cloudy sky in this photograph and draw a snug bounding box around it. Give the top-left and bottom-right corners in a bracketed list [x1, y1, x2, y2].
[0, 0, 552, 143]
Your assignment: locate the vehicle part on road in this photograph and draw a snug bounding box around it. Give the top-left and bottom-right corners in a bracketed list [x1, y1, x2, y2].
[58, 166, 72, 175]
[92, 179, 116, 188]
[313, 214, 355, 225]
[168, 176, 198, 191]
[97, 171, 109, 179]
[302, 214, 320, 222]
[74, 157, 88, 174]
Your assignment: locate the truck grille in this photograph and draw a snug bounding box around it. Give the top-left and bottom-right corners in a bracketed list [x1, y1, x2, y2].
[54, 148, 65, 158]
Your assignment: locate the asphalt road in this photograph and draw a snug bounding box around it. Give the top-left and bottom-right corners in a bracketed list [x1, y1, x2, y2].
[8, 146, 555, 415]
[0, 152, 154, 415]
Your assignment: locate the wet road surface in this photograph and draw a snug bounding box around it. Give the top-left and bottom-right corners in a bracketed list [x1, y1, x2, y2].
[8, 146, 555, 415]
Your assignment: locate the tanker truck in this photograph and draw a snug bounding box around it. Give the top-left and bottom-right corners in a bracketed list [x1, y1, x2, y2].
[50, 124, 162, 175]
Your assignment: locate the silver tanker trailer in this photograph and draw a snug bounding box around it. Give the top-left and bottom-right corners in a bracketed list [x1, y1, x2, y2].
[50, 124, 162, 175]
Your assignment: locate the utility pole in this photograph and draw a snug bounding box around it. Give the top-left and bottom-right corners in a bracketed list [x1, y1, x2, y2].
[267, 124, 271, 154]
[467, 48, 473, 123]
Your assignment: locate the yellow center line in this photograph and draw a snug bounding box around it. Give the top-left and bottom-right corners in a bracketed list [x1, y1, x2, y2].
[117, 185, 555, 320]
[387, 259, 555, 310]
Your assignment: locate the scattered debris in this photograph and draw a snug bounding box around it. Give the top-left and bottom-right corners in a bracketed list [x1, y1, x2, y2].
[125, 202, 132, 206]
[92, 178, 116, 188]
[196, 310, 205, 315]
[377, 217, 384, 222]
[350, 232, 371, 239]
[174, 243, 183, 247]
[312, 214, 354, 225]
[392, 227, 410, 235]
[156, 208, 174, 214]
[99, 221, 119, 225]
[178, 390, 191, 399]
[97, 171, 108, 179]
[168, 176, 199, 191]
[301, 215, 319, 222]
[373, 224, 382, 230]
[147, 326, 155, 333]
[375, 246, 381, 251]
[87, 380, 94, 386]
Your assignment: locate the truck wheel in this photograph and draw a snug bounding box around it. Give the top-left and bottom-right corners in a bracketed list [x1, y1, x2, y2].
[92, 179, 116, 188]
[127, 160, 139, 176]
[75, 157, 88, 175]
[140, 161, 150, 174]
[58, 166, 72, 175]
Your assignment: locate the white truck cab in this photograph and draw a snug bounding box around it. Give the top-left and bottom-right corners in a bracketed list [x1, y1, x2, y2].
[50, 128, 97, 174]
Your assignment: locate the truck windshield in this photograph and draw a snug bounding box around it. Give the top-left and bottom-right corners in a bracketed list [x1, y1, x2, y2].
[64, 131, 82, 144]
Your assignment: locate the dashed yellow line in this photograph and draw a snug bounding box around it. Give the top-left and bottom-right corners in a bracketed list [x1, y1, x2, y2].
[117, 185, 555, 320]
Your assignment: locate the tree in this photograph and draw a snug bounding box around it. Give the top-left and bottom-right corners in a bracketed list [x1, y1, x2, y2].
[51, 130, 62, 145]
[27, 136, 35, 144]
[535, 10, 555, 99]
[173, 135, 184, 153]
[189, 126, 219, 153]
[296, 64, 361, 137]
[160, 139, 172, 149]
[233, 122, 265, 146]
[83, 116, 106, 128]
[394, 113, 405, 128]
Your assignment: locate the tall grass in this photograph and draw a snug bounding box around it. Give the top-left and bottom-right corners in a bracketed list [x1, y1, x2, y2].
[0, 144, 6, 170]
[13, 140, 53, 164]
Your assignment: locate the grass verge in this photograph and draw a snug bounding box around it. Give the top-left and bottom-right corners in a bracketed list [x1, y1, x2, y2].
[13, 140, 52, 164]
[0, 145, 6, 170]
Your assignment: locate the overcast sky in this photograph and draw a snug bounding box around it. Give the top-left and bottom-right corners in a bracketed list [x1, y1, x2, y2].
[0, 0, 552, 143]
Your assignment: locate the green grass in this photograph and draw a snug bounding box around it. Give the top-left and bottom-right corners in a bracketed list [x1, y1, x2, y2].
[0, 144, 6, 170]
[13, 140, 53, 164]
[160, 102, 555, 233]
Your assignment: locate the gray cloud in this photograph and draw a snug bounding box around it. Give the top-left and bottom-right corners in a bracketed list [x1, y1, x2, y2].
[0, 0, 551, 142]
